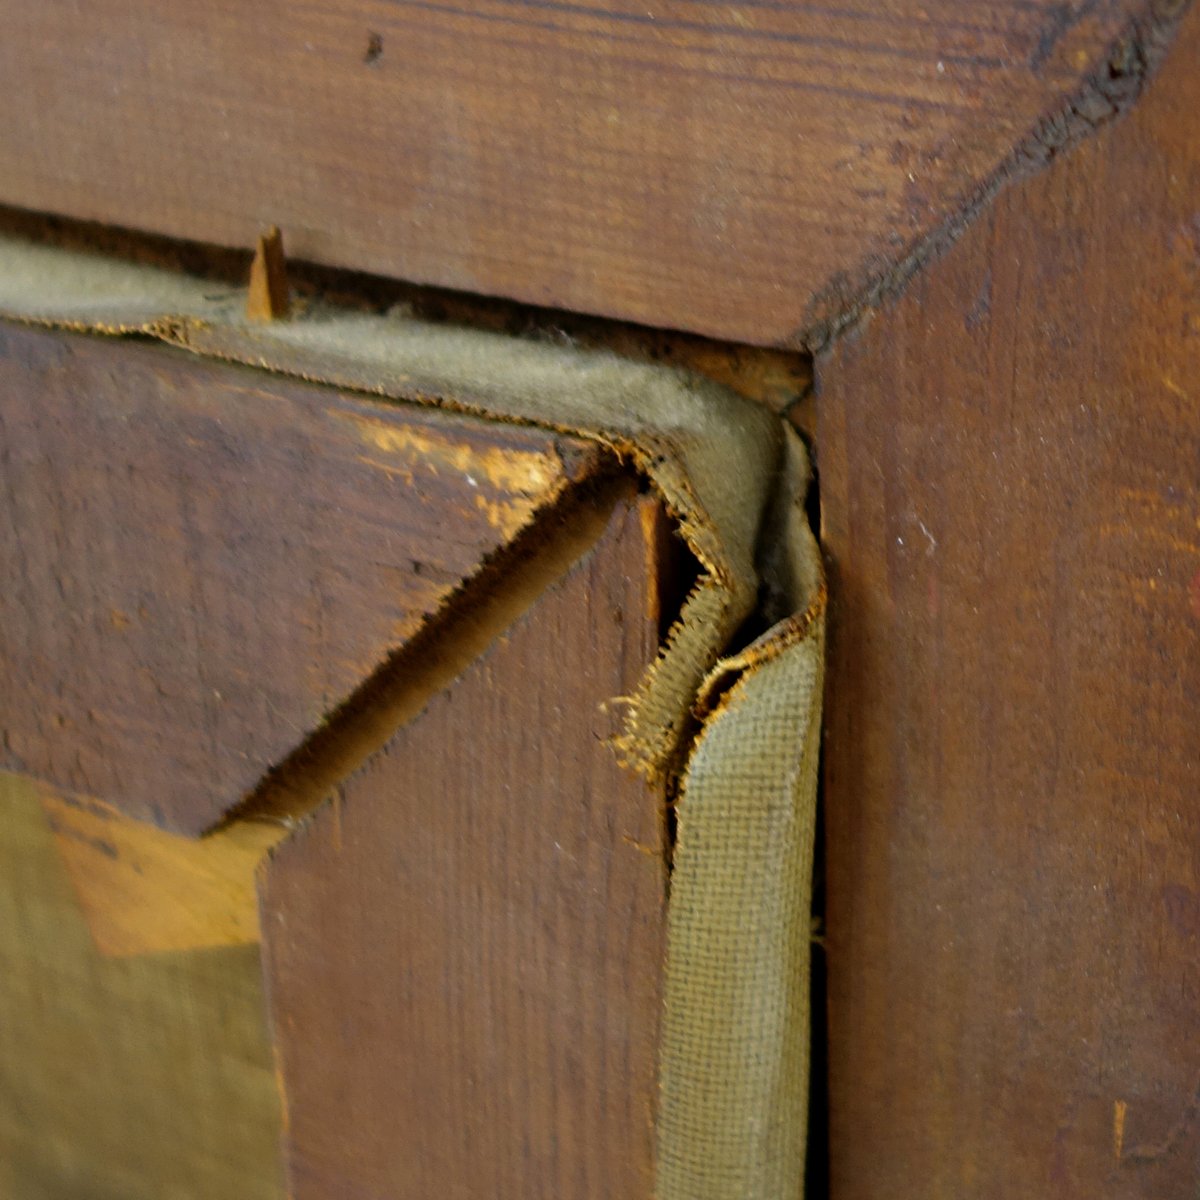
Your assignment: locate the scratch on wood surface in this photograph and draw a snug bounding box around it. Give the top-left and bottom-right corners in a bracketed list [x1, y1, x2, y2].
[622, 834, 661, 859]
[1114, 1100, 1128, 1159]
[1188, 568, 1200, 619]
[341, 411, 562, 496]
[1121, 1074, 1200, 1165]
[354, 454, 416, 484]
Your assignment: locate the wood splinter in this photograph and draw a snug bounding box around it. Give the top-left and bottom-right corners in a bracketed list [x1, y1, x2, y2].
[246, 225, 290, 321]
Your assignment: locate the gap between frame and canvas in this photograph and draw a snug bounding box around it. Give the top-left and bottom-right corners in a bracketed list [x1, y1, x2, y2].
[0, 228, 827, 1200]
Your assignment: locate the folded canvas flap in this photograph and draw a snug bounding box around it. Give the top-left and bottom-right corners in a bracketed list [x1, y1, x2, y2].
[0, 234, 826, 1200]
[659, 431, 826, 1200]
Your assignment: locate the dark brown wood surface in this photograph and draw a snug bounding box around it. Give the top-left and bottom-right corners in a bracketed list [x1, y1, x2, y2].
[0, 0, 1186, 346]
[260, 491, 669, 1200]
[0, 323, 601, 834]
[819, 7, 1200, 1195]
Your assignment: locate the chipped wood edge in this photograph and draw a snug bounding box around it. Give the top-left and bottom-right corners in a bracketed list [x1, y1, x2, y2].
[799, 0, 1193, 351]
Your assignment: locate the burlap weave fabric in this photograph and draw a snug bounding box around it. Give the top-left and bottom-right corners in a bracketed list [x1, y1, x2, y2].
[0, 234, 826, 1200]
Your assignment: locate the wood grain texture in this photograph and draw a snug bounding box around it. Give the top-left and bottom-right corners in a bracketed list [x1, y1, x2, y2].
[819, 7, 1200, 1195]
[0, 323, 601, 834]
[0, 0, 1187, 346]
[260, 492, 669, 1200]
[0, 769, 283, 1200]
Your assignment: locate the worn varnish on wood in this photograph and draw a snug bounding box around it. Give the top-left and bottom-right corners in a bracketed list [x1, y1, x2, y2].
[1, 491, 675, 1200]
[819, 7, 1200, 1196]
[40, 788, 283, 957]
[261, 490, 671, 1200]
[0, 320, 682, 1198]
[0, 323, 601, 834]
[0, 0, 1184, 345]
